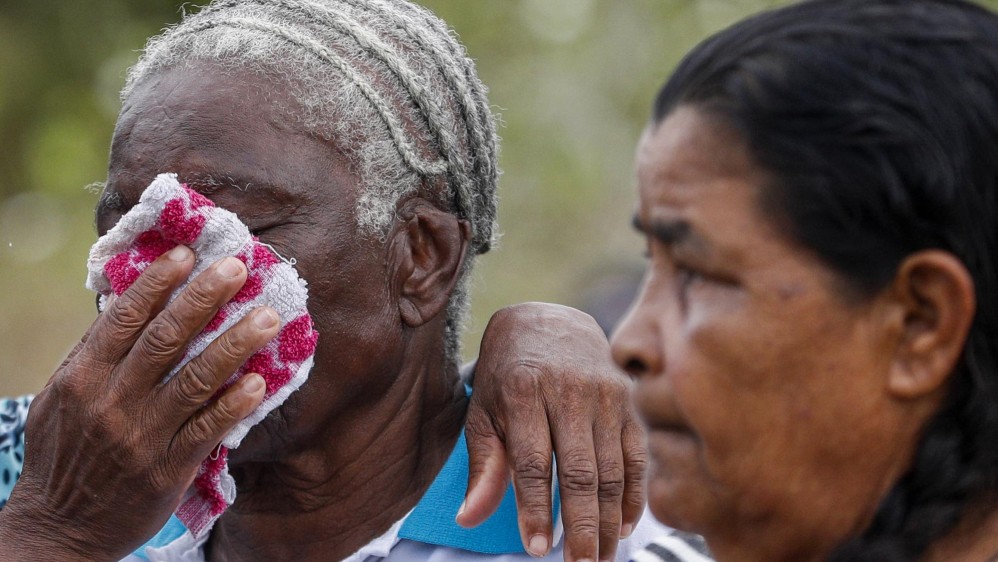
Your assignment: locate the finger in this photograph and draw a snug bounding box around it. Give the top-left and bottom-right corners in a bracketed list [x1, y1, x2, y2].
[117, 256, 247, 393]
[87, 246, 195, 362]
[594, 426, 625, 562]
[459, 406, 511, 528]
[158, 307, 280, 427]
[506, 405, 555, 558]
[170, 373, 266, 466]
[553, 426, 600, 562]
[619, 421, 647, 539]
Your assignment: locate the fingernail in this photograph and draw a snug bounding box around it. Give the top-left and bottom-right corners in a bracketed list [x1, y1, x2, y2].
[527, 535, 549, 557]
[254, 308, 279, 329]
[168, 245, 191, 261]
[620, 523, 634, 538]
[456, 500, 466, 519]
[218, 257, 243, 278]
[242, 374, 265, 394]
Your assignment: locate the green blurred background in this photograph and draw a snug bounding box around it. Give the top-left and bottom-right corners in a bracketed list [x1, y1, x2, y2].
[4, 0, 995, 395]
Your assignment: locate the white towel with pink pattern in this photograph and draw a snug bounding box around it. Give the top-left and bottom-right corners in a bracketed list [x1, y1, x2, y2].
[85, 172, 319, 537]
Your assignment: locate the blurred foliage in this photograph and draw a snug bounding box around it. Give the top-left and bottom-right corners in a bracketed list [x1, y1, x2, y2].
[4, 0, 998, 394]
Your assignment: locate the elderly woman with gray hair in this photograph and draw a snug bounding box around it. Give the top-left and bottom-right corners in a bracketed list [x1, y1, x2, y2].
[0, 1, 678, 561]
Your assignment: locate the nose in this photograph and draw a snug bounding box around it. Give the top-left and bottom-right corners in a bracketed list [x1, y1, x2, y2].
[610, 292, 663, 379]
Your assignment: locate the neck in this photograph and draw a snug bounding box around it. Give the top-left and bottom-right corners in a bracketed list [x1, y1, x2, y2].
[923, 499, 998, 562]
[206, 356, 467, 561]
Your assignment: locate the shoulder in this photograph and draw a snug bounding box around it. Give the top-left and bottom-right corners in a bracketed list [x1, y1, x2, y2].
[626, 529, 713, 562]
[0, 395, 32, 509]
[612, 508, 713, 561]
[386, 510, 711, 562]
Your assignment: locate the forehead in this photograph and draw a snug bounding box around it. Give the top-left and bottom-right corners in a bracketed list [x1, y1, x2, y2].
[102, 64, 357, 230]
[634, 107, 797, 264]
[635, 107, 764, 215]
[636, 107, 784, 236]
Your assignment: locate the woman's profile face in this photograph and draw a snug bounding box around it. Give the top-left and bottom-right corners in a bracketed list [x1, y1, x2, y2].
[611, 106, 915, 557]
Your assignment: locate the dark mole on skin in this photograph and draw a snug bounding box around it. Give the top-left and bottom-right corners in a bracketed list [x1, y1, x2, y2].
[776, 283, 808, 301]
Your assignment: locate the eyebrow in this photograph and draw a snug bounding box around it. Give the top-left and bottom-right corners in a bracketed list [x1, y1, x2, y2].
[183, 173, 258, 195]
[632, 214, 712, 258]
[94, 171, 286, 233]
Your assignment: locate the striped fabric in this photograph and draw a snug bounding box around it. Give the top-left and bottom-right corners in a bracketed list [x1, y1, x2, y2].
[630, 531, 714, 562]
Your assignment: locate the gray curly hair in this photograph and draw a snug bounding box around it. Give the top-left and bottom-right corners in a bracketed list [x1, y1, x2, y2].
[122, 0, 500, 362]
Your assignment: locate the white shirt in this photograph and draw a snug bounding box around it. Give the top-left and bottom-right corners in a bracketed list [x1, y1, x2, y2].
[124, 431, 686, 562]
[135, 505, 675, 562]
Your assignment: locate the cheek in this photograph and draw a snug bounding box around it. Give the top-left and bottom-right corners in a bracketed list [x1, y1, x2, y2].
[672, 297, 892, 515]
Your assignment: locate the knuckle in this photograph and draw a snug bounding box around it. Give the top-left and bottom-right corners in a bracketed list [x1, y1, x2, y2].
[464, 413, 503, 443]
[184, 407, 227, 445]
[623, 486, 646, 510]
[105, 295, 150, 332]
[559, 459, 599, 494]
[210, 395, 238, 424]
[140, 317, 185, 361]
[625, 449, 649, 477]
[599, 378, 631, 401]
[52, 365, 105, 406]
[512, 450, 552, 484]
[212, 329, 252, 365]
[518, 503, 551, 522]
[566, 514, 601, 538]
[136, 260, 179, 293]
[174, 363, 217, 406]
[597, 473, 626, 502]
[600, 517, 621, 535]
[180, 279, 222, 312]
[185, 415, 215, 445]
[49, 369, 84, 398]
[503, 364, 546, 401]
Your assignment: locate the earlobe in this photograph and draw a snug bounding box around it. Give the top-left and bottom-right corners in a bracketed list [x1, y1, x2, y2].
[390, 198, 471, 328]
[887, 250, 975, 399]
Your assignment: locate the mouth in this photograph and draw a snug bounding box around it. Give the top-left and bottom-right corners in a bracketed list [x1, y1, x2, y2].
[652, 420, 691, 431]
[635, 399, 693, 436]
[646, 422, 696, 442]
[645, 423, 701, 475]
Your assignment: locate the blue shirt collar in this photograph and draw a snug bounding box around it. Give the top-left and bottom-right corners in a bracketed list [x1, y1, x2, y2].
[398, 428, 560, 555]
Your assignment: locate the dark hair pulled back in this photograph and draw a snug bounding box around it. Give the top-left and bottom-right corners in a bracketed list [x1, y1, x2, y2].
[652, 0, 998, 559]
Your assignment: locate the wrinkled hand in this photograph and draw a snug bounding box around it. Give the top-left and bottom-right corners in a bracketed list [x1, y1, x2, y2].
[0, 246, 279, 561]
[460, 303, 646, 562]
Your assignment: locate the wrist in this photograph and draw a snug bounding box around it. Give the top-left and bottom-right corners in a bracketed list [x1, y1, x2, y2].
[0, 494, 114, 561]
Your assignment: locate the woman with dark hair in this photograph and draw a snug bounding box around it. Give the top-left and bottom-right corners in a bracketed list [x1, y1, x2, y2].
[610, 0, 998, 560]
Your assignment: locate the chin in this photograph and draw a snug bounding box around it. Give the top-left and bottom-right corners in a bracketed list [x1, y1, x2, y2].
[646, 469, 707, 533]
[645, 430, 717, 534]
[226, 408, 290, 464]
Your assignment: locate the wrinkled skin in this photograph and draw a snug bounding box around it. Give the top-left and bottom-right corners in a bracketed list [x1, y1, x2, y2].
[462, 303, 646, 562]
[0, 251, 275, 560]
[0, 65, 644, 562]
[609, 106, 977, 561]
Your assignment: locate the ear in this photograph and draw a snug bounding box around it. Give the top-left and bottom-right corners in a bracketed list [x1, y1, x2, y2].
[886, 250, 975, 399]
[389, 198, 471, 328]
